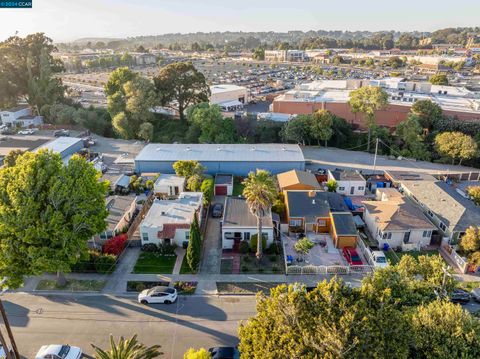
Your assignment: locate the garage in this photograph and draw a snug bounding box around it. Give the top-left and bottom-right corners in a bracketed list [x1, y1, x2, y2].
[215, 174, 233, 196]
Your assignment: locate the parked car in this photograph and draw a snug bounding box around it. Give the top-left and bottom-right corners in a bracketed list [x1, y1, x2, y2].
[18, 128, 36, 135]
[138, 286, 177, 304]
[211, 203, 224, 218]
[54, 129, 70, 137]
[208, 347, 240, 359]
[343, 247, 363, 265]
[35, 344, 82, 359]
[471, 288, 480, 303]
[449, 289, 471, 304]
[371, 250, 388, 268]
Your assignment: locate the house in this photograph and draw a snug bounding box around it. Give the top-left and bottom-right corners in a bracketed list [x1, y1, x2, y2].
[221, 197, 275, 250]
[385, 171, 480, 244]
[139, 192, 203, 247]
[154, 174, 185, 196]
[134, 143, 305, 175]
[97, 195, 138, 239]
[0, 106, 43, 128]
[363, 190, 436, 251]
[284, 190, 357, 248]
[277, 169, 321, 192]
[214, 174, 233, 196]
[328, 170, 366, 196]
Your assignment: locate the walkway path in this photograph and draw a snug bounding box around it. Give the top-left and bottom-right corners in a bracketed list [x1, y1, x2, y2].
[102, 246, 140, 293]
[172, 247, 186, 275]
[199, 197, 225, 274]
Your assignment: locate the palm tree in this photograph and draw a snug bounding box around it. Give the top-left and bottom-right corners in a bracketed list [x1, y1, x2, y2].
[91, 334, 162, 359]
[242, 169, 277, 259]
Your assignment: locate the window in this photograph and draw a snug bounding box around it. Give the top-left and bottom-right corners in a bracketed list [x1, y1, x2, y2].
[338, 187, 345, 191]
[142, 233, 149, 242]
[439, 222, 447, 231]
[358, 186, 365, 191]
[317, 219, 326, 227]
[290, 219, 302, 227]
[244, 232, 251, 241]
[422, 230, 432, 238]
[382, 232, 392, 240]
[185, 232, 190, 240]
[427, 210, 433, 218]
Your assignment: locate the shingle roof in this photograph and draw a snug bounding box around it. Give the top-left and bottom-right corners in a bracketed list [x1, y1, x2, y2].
[277, 169, 320, 190]
[331, 212, 357, 236]
[135, 143, 305, 162]
[286, 191, 348, 219]
[330, 170, 365, 181]
[157, 223, 190, 239]
[215, 174, 233, 185]
[222, 197, 273, 228]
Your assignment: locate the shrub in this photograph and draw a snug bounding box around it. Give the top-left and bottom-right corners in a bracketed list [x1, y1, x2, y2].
[103, 234, 128, 256]
[243, 255, 251, 263]
[239, 240, 250, 254]
[250, 234, 267, 253]
[158, 243, 177, 255]
[95, 254, 117, 274]
[272, 265, 280, 272]
[241, 265, 249, 272]
[265, 242, 280, 255]
[142, 243, 158, 252]
[135, 282, 146, 292]
[269, 255, 277, 262]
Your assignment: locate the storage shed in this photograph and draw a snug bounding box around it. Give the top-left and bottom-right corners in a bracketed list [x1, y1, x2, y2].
[134, 144, 305, 176]
[215, 174, 233, 196]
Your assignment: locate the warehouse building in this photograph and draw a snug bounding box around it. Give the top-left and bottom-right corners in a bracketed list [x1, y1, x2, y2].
[210, 84, 249, 111]
[35, 136, 84, 161]
[134, 143, 305, 176]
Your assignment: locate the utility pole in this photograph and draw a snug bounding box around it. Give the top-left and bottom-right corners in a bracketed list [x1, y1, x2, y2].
[0, 300, 19, 359]
[0, 326, 13, 359]
[372, 138, 379, 175]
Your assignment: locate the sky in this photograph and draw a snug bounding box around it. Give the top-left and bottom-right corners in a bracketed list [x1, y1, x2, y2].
[0, 0, 479, 42]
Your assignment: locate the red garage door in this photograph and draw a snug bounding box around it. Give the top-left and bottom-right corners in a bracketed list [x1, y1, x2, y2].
[215, 185, 227, 195]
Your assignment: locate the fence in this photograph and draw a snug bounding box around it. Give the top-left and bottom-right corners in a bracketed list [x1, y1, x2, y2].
[440, 243, 468, 274]
[286, 264, 373, 275]
[126, 192, 155, 240]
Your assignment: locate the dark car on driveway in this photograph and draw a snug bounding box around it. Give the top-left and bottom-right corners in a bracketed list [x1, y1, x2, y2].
[211, 203, 224, 218]
[208, 347, 240, 359]
[450, 289, 471, 304]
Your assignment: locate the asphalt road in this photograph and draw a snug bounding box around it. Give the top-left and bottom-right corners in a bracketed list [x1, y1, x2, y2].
[1, 293, 256, 359]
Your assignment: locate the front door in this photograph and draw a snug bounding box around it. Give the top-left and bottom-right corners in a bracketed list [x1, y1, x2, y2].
[350, 186, 355, 195]
[403, 231, 411, 244]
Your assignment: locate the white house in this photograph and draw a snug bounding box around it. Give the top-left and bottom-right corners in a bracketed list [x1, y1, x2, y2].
[140, 192, 203, 247]
[210, 84, 249, 111]
[153, 174, 185, 196]
[362, 190, 436, 251]
[221, 197, 274, 250]
[328, 170, 366, 196]
[0, 106, 43, 128]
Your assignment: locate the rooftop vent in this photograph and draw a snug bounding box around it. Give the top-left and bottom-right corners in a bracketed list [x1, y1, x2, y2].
[217, 146, 221, 151]
[186, 146, 191, 151]
[312, 199, 316, 204]
[251, 146, 256, 151]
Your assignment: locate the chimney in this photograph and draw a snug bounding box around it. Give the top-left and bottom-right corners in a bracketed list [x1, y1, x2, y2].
[312, 199, 316, 205]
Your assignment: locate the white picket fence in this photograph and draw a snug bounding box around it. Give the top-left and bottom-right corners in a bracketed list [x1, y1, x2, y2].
[286, 264, 373, 275]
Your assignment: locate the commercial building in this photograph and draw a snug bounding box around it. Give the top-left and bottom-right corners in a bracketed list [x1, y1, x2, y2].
[221, 197, 275, 250]
[134, 143, 305, 176]
[272, 78, 480, 129]
[210, 84, 249, 111]
[140, 192, 203, 247]
[35, 137, 84, 161]
[385, 171, 480, 244]
[0, 106, 43, 128]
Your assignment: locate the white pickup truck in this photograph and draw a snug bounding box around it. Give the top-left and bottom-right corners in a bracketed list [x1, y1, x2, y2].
[370, 250, 389, 268]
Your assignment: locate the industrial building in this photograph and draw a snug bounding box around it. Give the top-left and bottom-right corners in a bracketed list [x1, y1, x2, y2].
[209, 84, 249, 111]
[272, 78, 480, 129]
[35, 136, 84, 161]
[134, 143, 305, 175]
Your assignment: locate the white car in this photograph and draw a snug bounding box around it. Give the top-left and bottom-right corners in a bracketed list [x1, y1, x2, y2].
[371, 251, 389, 268]
[18, 129, 34, 135]
[35, 344, 82, 359]
[138, 286, 177, 304]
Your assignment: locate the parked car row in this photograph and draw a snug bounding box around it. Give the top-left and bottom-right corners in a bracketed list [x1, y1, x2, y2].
[449, 288, 480, 305]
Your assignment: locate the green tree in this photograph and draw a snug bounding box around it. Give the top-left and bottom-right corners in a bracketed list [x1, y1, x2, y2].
[460, 226, 480, 254]
[2, 149, 24, 168]
[91, 334, 162, 359]
[186, 213, 201, 272]
[173, 160, 206, 191]
[183, 348, 211, 359]
[310, 110, 334, 147]
[395, 114, 430, 160]
[281, 115, 311, 145]
[411, 99, 443, 130]
[242, 170, 277, 259]
[294, 237, 314, 256]
[200, 178, 214, 205]
[0, 151, 109, 288]
[326, 179, 337, 192]
[154, 62, 210, 121]
[435, 131, 478, 165]
[429, 74, 449, 85]
[411, 300, 480, 359]
[187, 103, 237, 143]
[252, 48, 265, 60]
[348, 86, 389, 151]
[467, 186, 480, 206]
[138, 122, 154, 141]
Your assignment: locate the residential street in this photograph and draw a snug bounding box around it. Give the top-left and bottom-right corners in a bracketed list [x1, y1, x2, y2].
[1, 293, 256, 359]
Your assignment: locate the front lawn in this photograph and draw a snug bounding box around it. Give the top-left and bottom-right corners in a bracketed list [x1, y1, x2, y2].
[240, 253, 284, 274]
[132, 252, 177, 274]
[232, 177, 245, 197]
[386, 250, 442, 265]
[36, 279, 106, 292]
[216, 282, 284, 295]
[179, 256, 196, 274]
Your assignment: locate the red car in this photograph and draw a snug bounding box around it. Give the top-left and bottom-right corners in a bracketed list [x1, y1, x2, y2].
[343, 247, 363, 265]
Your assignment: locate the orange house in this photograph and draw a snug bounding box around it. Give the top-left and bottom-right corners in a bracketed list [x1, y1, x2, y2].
[277, 169, 321, 192]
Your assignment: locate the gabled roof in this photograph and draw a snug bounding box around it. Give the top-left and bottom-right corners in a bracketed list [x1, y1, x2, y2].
[158, 223, 190, 239]
[330, 170, 365, 182]
[277, 169, 320, 190]
[223, 197, 273, 228]
[286, 191, 349, 220]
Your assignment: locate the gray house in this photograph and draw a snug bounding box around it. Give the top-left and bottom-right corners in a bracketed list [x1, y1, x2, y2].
[134, 143, 305, 175]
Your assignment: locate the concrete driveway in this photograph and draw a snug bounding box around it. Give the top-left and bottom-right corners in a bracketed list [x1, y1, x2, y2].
[200, 197, 225, 274]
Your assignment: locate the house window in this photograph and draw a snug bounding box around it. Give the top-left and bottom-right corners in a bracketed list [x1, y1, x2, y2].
[290, 219, 302, 227]
[338, 187, 345, 191]
[422, 230, 432, 238]
[244, 232, 251, 241]
[427, 210, 433, 218]
[439, 222, 447, 231]
[142, 233, 149, 242]
[358, 186, 365, 191]
[185, 232, 190, 240]
[317, 219, 326, 227]
[382, 232, 392, 240]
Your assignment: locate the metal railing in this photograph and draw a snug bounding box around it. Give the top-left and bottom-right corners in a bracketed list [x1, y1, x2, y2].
[286, 264, 373, 275]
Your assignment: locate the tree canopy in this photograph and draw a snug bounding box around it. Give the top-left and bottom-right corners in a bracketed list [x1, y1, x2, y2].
[92, 334, 162, 359]
[435, 131, 478, 165]
[153, 62, 210, 121]
[0, 150, 109, 288]
[410, 99, 443, 130]
[429, 73, 449, 86]
[186, 103, 237, 143]
[310, 110, 334, 146]
[172, 160, 206, 191]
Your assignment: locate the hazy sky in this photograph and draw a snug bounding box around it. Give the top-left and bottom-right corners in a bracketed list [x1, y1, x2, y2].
[0, 0, 478, 42]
